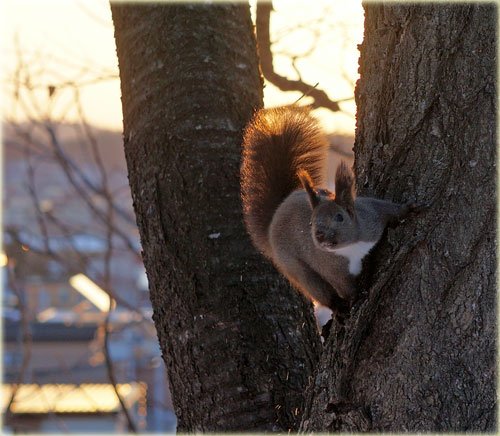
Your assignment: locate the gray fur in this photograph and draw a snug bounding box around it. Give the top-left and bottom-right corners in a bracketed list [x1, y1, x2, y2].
[268, 189, 407, 311]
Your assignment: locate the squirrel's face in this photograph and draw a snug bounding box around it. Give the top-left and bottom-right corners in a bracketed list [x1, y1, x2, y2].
[310, 196, 358, 251]
[298, 162, 357, 251]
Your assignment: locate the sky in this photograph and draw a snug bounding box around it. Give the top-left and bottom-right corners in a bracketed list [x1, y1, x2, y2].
[1, 0, 364, 134]
[1, 0, 121, 130]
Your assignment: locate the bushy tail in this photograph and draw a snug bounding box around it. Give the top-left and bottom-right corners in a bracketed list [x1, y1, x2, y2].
[240, 106, 328, 258]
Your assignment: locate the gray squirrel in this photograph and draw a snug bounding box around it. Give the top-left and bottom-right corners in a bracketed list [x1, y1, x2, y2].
[240, 106, 417, 315]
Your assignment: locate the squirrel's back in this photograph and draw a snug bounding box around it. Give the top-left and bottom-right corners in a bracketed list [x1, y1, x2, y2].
[240, 106, 328, 258]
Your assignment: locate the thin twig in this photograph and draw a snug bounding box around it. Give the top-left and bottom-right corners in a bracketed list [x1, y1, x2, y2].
[256, 2, 341, 112]
[103, 306, 138, 433]
[101, 129, 138, 433]
[4, 264, 33, 427]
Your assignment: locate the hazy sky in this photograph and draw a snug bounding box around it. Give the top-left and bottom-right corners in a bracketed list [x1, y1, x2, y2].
[1, 0, 363, 134]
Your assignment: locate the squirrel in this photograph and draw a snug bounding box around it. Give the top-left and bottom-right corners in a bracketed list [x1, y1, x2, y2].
[240, 106, 417, 315]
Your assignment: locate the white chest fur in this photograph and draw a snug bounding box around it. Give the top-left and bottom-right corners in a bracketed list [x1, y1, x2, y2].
[333, 241, 376, 276]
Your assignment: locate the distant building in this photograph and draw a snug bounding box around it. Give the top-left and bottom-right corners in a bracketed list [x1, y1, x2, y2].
[3, 123, 176, 432]
[3, 318, 176, 433]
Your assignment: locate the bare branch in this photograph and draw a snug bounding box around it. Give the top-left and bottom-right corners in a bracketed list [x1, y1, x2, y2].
[4, 264, 33, 425]
[42, 121, 140, 257]
[99, 141, 138, 433]
[256, 2, 341, 112]
[103, 307, 138, 433]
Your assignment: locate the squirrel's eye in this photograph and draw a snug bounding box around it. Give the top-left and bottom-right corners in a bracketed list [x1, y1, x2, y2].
[334, 213, 344, 222]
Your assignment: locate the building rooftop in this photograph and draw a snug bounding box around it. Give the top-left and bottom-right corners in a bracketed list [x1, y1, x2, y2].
[2, 383, 144, 414]
[3, 320, 98, 343]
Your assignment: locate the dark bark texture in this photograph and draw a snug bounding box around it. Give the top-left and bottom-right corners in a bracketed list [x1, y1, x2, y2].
[301, 4, 496, 432]
[111, 3, 321, 432]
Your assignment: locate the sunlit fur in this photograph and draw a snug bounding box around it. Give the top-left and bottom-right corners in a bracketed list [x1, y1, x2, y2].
[241, 107, 327, 260]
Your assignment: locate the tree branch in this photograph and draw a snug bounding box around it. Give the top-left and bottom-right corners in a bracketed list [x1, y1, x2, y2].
[256, 2, 340, 112]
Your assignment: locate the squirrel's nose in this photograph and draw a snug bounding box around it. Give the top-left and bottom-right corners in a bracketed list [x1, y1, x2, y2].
[315, 230, 326, 242]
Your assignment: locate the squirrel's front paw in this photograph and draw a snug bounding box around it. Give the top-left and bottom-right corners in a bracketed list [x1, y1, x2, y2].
[404, 200, 431, 213]
[394, 200, 430, 222]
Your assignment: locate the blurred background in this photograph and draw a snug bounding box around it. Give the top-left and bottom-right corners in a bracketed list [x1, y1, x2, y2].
[1, 0, 363, 433]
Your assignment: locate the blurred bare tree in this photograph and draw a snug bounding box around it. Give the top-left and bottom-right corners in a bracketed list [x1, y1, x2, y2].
[2, 0, 360, 432]
[3, 36, 150, 433]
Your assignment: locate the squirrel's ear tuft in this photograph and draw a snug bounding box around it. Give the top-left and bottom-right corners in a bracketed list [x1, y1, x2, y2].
[298, 169, 320, 209]
[335, 161, 355, 216]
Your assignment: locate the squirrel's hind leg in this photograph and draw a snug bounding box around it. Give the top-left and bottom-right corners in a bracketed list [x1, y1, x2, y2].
[286, 260, 351, 315]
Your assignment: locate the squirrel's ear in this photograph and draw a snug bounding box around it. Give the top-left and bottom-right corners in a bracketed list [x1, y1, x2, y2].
[335, 161, 355, 216]
[298, 170, 320, 209]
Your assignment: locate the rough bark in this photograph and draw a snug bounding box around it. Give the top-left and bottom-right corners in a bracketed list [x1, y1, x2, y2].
[302, 3, 496, 432]
[111, 3, 321, 432]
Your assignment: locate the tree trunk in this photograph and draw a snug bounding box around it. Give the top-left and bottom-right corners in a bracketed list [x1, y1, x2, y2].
[302, 3, 496, 432]
[111, 3, 321, 432]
